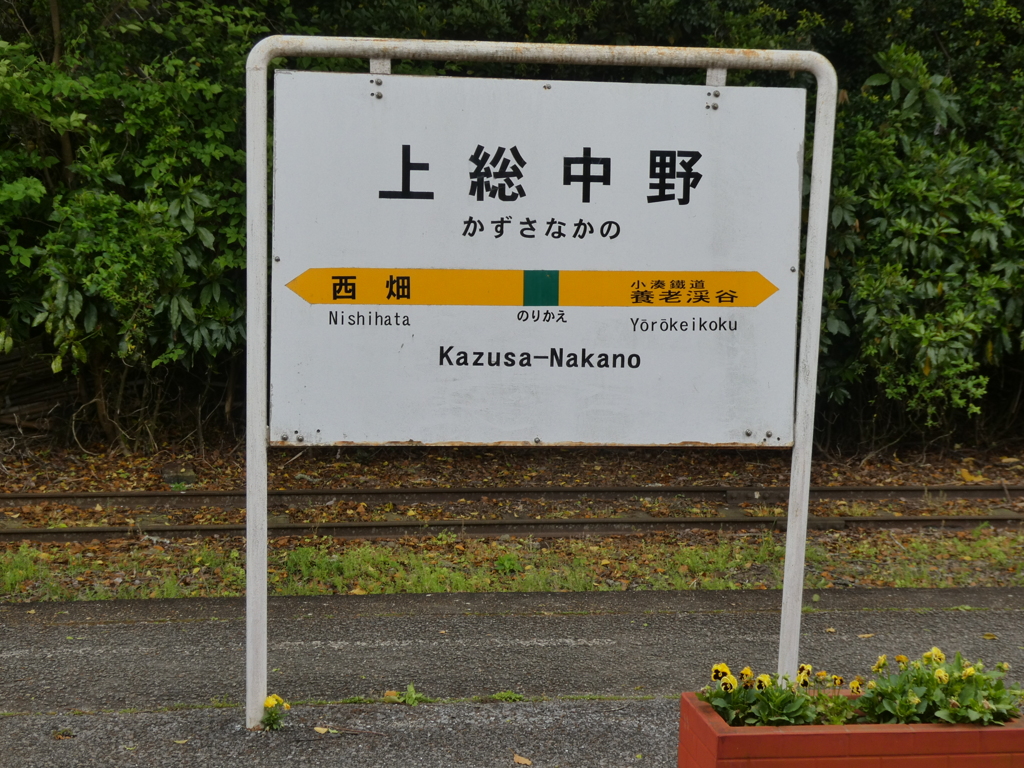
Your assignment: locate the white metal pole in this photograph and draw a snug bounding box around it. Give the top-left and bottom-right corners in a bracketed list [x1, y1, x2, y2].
[777, 59, 838, 679]
[244, 51, 270, 729]
[244, 36, 837, 721]
[247, 36, 835, 77]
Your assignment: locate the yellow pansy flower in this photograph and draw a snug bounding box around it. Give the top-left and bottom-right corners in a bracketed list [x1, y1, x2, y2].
[755, 674, 772, 690]
[711, 663, 731, 681]
[720, 674, 738, 693]
[934, 668, 949, 684]
[740, 667, 755, 687]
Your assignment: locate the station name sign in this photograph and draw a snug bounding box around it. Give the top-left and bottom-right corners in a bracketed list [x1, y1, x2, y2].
[270, 71, 806, 446]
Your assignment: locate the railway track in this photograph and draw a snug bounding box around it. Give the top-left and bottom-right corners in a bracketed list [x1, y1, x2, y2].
[2, 513, 1023, 543]
[2, 483, 1022, 542]
[1, 482, 1022, 509]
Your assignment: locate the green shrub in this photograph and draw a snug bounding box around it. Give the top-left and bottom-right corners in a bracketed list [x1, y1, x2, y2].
[3, 1, 1024, 444]
[823, 43, 1024, 429]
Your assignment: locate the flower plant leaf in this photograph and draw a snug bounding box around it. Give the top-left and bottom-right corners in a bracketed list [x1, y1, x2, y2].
[698, 647, 1023, 728]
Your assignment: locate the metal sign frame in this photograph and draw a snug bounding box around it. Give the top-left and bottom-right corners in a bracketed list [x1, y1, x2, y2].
[245, 36, 836, 729]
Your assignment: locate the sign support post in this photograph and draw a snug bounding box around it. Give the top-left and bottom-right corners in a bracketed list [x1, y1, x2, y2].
[245, 36, 836, 728]
[244, 50, 271, 730]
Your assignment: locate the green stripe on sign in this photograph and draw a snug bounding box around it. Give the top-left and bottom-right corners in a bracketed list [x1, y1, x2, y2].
[523, 270, 559, 306]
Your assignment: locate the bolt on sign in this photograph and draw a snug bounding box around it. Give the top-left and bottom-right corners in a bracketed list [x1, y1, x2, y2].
[271, 72, 805, 446]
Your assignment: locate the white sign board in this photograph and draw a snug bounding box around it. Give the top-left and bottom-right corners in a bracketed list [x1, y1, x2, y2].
[270, 71, 805, 446]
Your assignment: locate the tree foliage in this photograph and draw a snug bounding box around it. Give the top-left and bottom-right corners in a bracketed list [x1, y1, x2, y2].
[1, 0, 1023, 446]
[1, 2, 259, 376]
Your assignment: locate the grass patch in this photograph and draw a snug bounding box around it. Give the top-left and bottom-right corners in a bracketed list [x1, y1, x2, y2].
[3, 527, 1024, 602]
[492, 690, 526, 702]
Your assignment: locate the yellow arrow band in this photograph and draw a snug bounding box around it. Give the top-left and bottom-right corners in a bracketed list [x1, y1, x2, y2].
[285, 268, 778, 308]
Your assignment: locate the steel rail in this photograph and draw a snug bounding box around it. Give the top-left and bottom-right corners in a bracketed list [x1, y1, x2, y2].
[1, 483, 1022, 509]
[2, 511, 1021, 543]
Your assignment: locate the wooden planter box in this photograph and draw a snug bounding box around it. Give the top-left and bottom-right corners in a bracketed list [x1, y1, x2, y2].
[679, 692, 1024, 767]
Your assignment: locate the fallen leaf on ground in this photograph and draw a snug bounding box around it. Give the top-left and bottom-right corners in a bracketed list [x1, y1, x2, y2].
[983, 633, 999, 640]
[825, 627, 836, 633]
[349, 587, 367, 595]
[513, 755, 533, 765]
[857, 633, 875, 639]
[960, 468, 985, 482]
[314, 727, 329, 734]
[173, 739, 189, 744]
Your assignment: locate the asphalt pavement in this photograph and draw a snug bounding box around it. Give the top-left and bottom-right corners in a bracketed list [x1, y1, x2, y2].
[3, 587, 1023, 767]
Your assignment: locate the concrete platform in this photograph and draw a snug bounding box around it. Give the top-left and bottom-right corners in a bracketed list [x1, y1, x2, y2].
[3, 588, 1022, 766]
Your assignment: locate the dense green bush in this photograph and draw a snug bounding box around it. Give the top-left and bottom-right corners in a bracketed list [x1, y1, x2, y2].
[825, 45, 1024, 430]
[820, 2, 1024, 440]
[0, 1, 265, 443]
[2, 0, 1023, 446]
